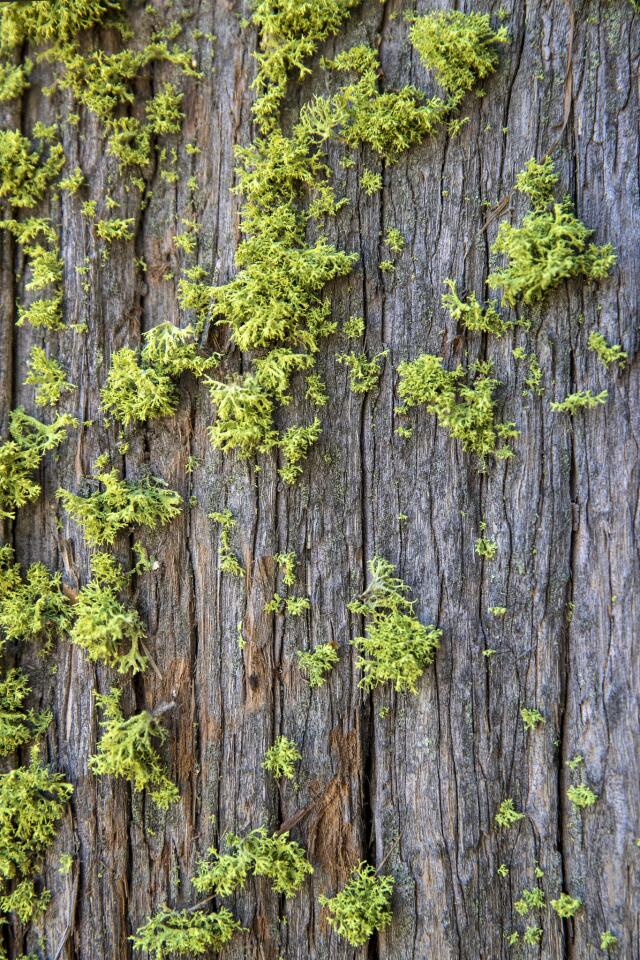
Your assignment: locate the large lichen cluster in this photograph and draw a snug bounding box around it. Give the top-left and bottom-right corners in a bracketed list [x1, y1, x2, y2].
[348, 556, 441, 693]
[130, 905, 241, 959]
[487, 156, 616, 305]
[408, 10, 508, 103]
[0, 669, 51, 756]
[101, 324, 218, 428]
[69, 553, 148, 675]
[89, 688, 178, 810]
[0, 546, 72, 652]
[396, 355, 518, 463]
[193, 828, 313, 899]
[0, 127, 64, 209]
[0, 409, 76, 519]
[0, 749, 73, 923]
[319, 862, 394, 947]
[57, 460, 182, 546]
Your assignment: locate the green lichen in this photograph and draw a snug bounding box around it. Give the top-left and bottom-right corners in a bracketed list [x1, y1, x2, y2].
[0, 748, 73, 923]
[515, 886, 545, 915]
[208, 2, 490, 479]
[278, 418, 321, 484]
[551, 389, 608, 415]
[193, 827, 313, 899]
[57, 464, 182, 546]
[297, 643, 339, 687]
[337, 351, 387, 394]
[145, 82, 184, 134]
[266, 594, 310, 616]
[94, 216, 135, 244]
[58, 165, 85, 193]
[206, 375, 277, 458]
[408, 10, 508, 102]
[319, 862, 394, 947]
[0, 128, 65, 209]
[488, 157, 616, 305]
[0, 60, 31, 102]
[495, 798, 524, 828]
[475, 536, 497, 559]
[100, 348, 177, 427]
[0, 669, 52, 756]
[0, 218, 64, 329]
[396, 355, 518, 464]
[520, 708, 545, 731]
[58, 853, 73, 875]
[274, 551, 297, 587]
[208, 510, 244, 579]
[325, 45, 450, 163]
[89, 688, 179, 810]
[513, 348, 544, 395]
[348, 555, 441, 694]
[0, 546, 72, 652]
[33, 26, 198, 172]
[567, 784, 597, 809]
[488, 606, 507, 618]
[262, 735, 301, 781]
[0, 0, 124, 47]
[24, 347, 75, 407]
[384, 228, 404, 253]
[131, 905, 241, 959]
[361, 169, 382, 195]
[550, 892, 581, 919]
[0, 408, 76, 518]
[211, 134, 356, 354]
[523, 926, 543, 945]
[69, 553, 147, 675]
[304, 374, 327, 406]
[442, 279, 506, 336]
[344, 315, 365, 338]
[588, 331, 627, 369]
[101, 321, 218, 428]
[600, 931, 618, 950]
[249, 0, 360, 132]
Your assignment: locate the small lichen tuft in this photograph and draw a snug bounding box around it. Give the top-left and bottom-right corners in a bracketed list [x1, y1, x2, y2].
[495, 798, 524, 829]
[262, 735, 301, 781]
[297, 643, 339, 687]
[551, 389, 608, 415]
[25, 347, 75, 407]
[550, 892, 581, 919]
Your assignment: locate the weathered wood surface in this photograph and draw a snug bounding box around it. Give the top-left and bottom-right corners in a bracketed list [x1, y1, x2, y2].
[1, 1, 639, 958]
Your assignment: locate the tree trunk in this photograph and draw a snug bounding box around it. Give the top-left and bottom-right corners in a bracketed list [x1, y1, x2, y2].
[2, 1, 639, 959]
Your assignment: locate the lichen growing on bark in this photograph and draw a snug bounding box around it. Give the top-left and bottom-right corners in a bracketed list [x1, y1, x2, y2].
[348, 555, 441, 693]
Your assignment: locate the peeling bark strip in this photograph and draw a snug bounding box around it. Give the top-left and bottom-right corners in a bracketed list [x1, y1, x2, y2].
[0, 0, 639, 958]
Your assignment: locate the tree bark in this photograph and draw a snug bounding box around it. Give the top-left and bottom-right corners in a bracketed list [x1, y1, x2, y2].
[2, 1, 639, 958]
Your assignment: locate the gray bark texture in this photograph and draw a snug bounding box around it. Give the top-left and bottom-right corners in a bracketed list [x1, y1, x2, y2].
[2, 1, 639, 958]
